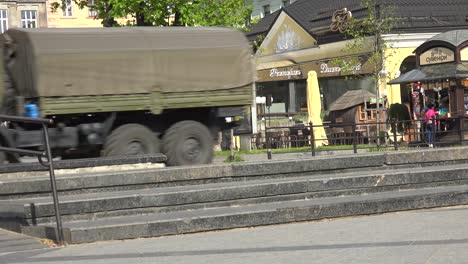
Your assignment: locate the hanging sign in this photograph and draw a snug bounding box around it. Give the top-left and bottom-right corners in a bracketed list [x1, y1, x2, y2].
[419, 47, 455, 66]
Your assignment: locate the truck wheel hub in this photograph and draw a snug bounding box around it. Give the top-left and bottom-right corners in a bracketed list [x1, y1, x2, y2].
[128, 141, 145, 155]
[183, 138, 201, 160]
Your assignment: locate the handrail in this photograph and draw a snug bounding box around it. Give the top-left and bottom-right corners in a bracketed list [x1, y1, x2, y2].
[0, 115, 65, 246]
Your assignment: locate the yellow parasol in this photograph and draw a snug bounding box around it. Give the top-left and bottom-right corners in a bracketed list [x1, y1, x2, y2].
[307, 71, 328, 147]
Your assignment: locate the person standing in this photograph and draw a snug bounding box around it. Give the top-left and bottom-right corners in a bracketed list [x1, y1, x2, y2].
[424, 103, 437, 148]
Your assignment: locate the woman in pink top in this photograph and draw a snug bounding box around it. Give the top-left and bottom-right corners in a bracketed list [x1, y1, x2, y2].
[424, 103, 437, 148]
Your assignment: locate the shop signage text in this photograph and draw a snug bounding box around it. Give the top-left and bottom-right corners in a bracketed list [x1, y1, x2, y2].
[269, 68, 302, 78]
[420, 47, 455, 66]
[320, 63, 362, 74]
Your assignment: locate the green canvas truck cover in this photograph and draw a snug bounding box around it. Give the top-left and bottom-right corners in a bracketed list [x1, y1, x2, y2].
[3, 27, 255, 98]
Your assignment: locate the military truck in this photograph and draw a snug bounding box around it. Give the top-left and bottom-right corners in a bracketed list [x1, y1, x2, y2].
[0, 27, 256, 166]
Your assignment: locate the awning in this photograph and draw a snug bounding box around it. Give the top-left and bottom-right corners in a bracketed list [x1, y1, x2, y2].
[389, 63, 468, 84]
[388, 69, 426, 85]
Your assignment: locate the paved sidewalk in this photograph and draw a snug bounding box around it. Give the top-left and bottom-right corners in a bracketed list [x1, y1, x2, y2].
[0, 229, 48, 255]
[1, 205, 467, 264]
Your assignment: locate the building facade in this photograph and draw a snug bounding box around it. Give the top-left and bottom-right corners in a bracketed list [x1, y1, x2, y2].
[0, 0, 47, 32]
[247, 0, 468, 119]
[251, 0, 297, 18]
[47, 0, 103, 28]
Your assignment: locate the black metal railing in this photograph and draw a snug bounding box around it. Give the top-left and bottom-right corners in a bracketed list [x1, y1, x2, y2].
[253, 116, 468, 159]
[0, 115, 65, 245]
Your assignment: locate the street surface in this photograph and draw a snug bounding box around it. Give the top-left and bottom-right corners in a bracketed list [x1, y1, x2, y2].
[1, 205, 467, 264]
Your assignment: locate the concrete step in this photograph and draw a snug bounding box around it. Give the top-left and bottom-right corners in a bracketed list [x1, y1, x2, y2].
[0, 153, 387, 198]
[22, 184, 468, 244]
[2, 147, 468, 199]
[4, 147, 468, 243]
[3, 163, 468, 225]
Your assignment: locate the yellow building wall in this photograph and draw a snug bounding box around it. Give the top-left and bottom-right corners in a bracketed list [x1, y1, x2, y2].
[384, 47, 416, 105]
[47, 1, 131, 28]
[47, 1, 101, 27]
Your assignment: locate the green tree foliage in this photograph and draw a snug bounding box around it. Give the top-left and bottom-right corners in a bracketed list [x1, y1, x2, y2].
[330, 0, 398, 144]
[51, 0, 253, 28]
[179, 0, 253, 30]
[332, 0, 397, 80]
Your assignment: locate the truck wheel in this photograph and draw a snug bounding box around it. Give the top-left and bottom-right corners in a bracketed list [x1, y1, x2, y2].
[162, 121, 214, 166]
[102, 124, 160, 157]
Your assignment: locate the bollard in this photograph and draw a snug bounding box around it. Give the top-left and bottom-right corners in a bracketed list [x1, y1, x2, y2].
[391, 118, 398, 151]
[310, 122, 315, 157]
[265, 128, 272, 160]
[352, 122, 357, 154]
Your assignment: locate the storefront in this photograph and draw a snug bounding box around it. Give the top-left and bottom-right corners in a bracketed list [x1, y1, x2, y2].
[256, 52, 376, 115]
[249, 5, 437, 119]
[389, 30, 468, 134]
[390, 30, 468, 116]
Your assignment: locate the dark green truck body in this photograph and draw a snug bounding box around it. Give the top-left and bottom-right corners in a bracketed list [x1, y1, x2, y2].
[0, 27, 256, 166]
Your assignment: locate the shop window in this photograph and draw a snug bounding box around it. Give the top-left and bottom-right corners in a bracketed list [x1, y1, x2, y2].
[295, 80, 307, 113]
[256, 81, 290, 113]
[464, 89, 468, 112]
[319, 76, 375, 111]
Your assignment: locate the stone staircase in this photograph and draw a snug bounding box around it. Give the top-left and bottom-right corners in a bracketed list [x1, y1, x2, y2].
[1, 147, 468, 244]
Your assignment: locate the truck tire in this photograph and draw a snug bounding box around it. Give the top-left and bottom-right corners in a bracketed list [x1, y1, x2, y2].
[162, 120, 214, 166]
[102, 124, 160, 157]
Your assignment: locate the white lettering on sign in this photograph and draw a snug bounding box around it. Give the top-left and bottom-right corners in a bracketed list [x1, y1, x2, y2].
[269, 68, 302, 78]
[420, 47, 455, 66]
[320, 63, 362, 74]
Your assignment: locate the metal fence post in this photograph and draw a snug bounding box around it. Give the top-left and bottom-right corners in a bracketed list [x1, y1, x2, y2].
[392, 118, 398, 151]
[352, 122, 357, 154]
[458, 116, 462, 144]
[265, 126, 272, 160]
[41, 123, 66, 246]
[310, 122, 315, 157]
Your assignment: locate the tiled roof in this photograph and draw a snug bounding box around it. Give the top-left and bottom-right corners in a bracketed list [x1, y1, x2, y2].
[248, 0, 468, 44]
[246, 10, 281, 41]
[421, 30, 468, 47]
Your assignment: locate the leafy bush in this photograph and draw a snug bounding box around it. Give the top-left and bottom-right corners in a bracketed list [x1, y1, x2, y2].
[387, 103, 411, 133]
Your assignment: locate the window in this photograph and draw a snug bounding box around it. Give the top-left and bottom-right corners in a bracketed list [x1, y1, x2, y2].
[21, 10, 36, 28]
[0, 9, 7, 33]
[263, 5, 270, 16]
[358, 105, 377, 121]
[87, 0, 97, 17]
[63, 0, 73, 17]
